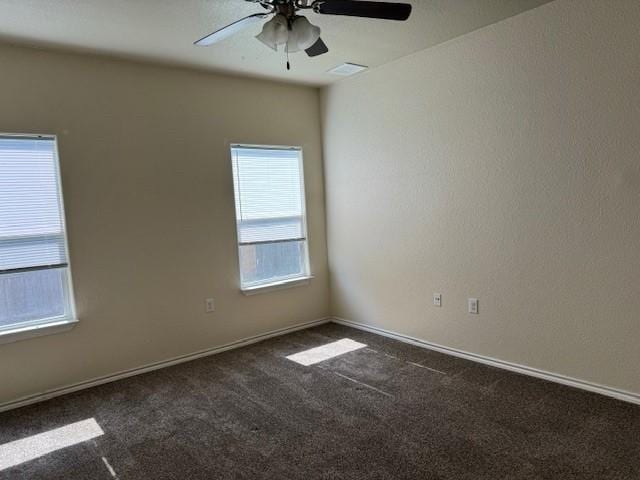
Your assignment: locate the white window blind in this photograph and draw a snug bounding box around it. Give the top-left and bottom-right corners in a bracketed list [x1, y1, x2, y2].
[231, 145, 309, 288]
[0, 137, 67, 272]
[0, 135, 75, 331]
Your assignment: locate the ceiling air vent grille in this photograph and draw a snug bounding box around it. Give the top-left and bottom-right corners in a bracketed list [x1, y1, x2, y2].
[328, 63, 368, 76]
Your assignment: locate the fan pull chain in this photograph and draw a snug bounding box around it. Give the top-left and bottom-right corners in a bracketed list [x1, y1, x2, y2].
[286, 49, 291, 71]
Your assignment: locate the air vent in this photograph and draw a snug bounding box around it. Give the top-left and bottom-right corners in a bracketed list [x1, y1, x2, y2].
[328, 63, 368, 76]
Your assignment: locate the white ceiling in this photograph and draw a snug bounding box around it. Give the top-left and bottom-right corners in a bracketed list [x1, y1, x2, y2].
[0, 0, 553, 86]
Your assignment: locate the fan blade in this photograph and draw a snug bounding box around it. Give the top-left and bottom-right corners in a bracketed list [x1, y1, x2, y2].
[195, 13, 269, 46]
[314, 1, 411, 21]
[306, 37, 329, 57]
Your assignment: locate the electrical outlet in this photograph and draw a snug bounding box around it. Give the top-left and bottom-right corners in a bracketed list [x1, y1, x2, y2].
[433, 293, 442, 307]
[205, 298, 215, 313]
[468, 298, 479, 314]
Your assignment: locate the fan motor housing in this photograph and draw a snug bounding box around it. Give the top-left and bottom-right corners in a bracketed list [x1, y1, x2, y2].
[273, 1, 298, 19]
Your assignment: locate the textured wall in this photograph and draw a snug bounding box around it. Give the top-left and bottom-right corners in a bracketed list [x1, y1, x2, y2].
[0, 44, 328, 404]
[322, 0, 640, 394]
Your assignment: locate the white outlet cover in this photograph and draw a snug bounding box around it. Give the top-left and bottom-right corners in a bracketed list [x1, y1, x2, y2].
[468, 298, 479, 314]
[433, 293, 442, 307]
[205, 298, 215, 313]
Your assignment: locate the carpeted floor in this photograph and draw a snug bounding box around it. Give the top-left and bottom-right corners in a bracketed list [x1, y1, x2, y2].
[0, 323, 638, 479]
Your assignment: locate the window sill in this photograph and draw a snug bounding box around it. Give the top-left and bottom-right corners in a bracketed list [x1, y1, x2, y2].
[241, 276, 313, 296]
[0, 318, 78, 345]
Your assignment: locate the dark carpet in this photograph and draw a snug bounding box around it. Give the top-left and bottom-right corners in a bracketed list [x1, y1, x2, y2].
[0, 323, 638, 479]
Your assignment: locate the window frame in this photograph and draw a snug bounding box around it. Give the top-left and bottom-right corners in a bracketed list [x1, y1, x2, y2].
[0, 133, 77, 344]
[230, 143, 312, 293]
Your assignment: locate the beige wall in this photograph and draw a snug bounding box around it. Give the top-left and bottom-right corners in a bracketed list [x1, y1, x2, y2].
[2, 0, 639, 406]
[322, 0, 640, 394]
[0, 44, 328, 404]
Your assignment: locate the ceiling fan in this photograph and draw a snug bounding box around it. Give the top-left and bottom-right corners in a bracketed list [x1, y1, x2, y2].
[195, 0, 412, 68]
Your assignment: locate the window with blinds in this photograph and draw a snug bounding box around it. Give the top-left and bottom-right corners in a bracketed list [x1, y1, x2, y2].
[231, 145, 310, 289]
[0, 135, 75, 331]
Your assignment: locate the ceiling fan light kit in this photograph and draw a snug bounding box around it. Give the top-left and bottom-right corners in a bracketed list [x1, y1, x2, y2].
[287, 16, 322, 52]
[195, 0, 412, 70]
[255, 14, 289, 51]
[256, 14, 321, 53]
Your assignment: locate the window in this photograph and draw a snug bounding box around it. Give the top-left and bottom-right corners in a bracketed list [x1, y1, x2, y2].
[231, 145, 310, 290]
[0, 135, 75, 335]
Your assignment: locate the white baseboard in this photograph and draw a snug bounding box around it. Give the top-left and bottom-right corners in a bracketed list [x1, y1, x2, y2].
[331, 317, 640, 406]
[0, 317, 330, 413]
[4, 315, 638, 413]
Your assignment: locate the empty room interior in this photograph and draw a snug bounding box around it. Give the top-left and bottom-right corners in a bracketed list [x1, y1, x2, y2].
[0, 0, 639, 478]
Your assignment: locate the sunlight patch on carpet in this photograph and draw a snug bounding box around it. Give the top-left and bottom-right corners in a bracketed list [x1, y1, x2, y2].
[0, 418, 104, 471]
[286, 338, 366, 366]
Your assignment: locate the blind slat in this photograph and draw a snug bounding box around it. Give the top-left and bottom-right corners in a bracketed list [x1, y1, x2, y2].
[238, 216, 305, 244]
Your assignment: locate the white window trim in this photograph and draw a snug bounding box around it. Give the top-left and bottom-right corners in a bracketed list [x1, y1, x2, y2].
[0, 317, 78, 345]
[0, 133, 78, 344]
[241, 275, 314, 296]
[230, 143, 312, 292]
